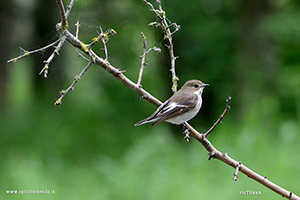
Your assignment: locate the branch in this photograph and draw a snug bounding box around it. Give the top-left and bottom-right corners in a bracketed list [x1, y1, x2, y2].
[7, 39, 60, 63]
[203, 95, 231, 138]
[233, 161, 242, 181]
[97, 27, 117, 61]
[137, 32, 161, 87]
[184, 112, 299, 199]
[137, 32, 148, 87]
[65, 0, 76, 19]
[56, 0, 67, 28]
[54, 60, 93, 106]
[75, 20, 80, 39]
[74, 49, 89, 61]
[144, 0, 180, 92]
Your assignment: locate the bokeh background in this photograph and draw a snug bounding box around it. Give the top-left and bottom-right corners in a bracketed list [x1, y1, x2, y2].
[1, 0, 299, 199]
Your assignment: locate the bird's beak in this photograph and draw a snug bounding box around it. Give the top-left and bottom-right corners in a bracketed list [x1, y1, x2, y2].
[202, 83, 209, 87]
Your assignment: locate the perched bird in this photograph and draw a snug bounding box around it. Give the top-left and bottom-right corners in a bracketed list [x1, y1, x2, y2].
[135, 80, 209, 127]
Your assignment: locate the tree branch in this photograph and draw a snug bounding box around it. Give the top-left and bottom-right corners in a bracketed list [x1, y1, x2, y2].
[65, 0, 76, 19]
[75, 20, 80, 39]
[203, 95, 231, 138]
[184, 115, 299, 199]
[137, 32, 148, 87]
[233, 161, 242, 181]
[56, 0, 67, 28]
[54, 60, 93, 106]
[7, 39, 60, 63]
[137, 32, 161, 87]
[144, 0, 180, 92]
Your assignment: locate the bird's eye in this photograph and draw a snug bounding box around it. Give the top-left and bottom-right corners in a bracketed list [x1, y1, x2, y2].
[194, 84, 199, 88]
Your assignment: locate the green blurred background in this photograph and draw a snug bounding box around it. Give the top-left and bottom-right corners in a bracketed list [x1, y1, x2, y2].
[1, 0, 299, 199]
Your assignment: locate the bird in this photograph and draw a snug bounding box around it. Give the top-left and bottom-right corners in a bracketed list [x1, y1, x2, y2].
[135, 80, 209, 127]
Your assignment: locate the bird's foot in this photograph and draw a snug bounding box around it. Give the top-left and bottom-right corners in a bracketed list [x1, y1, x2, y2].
[181, 124, 190, 142]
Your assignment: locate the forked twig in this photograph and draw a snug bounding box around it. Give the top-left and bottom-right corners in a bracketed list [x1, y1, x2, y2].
[39, 36, 66, 78]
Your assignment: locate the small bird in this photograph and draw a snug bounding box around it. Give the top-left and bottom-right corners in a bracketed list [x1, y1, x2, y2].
[135, 80, 209, 127]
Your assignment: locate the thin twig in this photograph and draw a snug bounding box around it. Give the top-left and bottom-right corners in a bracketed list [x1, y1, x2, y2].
[75, 49, 90, 61]
[65, 0, 76, 19]
[137, 32, 161, 87]
[75, 20, 80, 39]
[7, 40, 60, 63]
[183, 95, 231, 142]
[143, 0, 157, 14]
[137, 32, 148, 87]
[98, 26, 108, 60]
[233, 161, 242, 181]
[146, 46, 161, 54]
[54, 61, 93, 106]
[56, 0, 67, 28]
[86, 27, 117, 61]
[203, 95, 232, 138]
[168, 22, 181, 36]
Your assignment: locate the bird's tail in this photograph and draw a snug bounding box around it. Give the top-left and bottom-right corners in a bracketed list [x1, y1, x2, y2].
[134, 118, 150, 126]
[134, 117, 157, 126]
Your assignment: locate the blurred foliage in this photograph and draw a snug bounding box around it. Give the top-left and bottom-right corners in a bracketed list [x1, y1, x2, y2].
[1, 0, 300, 199]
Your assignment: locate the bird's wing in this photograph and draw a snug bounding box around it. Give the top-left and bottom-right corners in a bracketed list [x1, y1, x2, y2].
[149, 94, 198, 127]
[134, 99, 171, 126]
